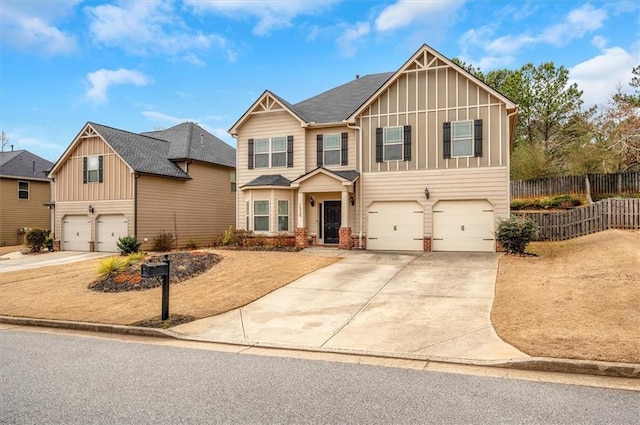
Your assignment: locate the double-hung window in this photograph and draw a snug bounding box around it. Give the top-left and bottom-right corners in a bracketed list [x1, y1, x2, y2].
[383, 127, 403, 161]
[253, 200, 269, 232]
[83, 155, 103, 183]
[252, 136, 289, 168]
[277, 200, 289, 232]
[271, 137, 287, 167]
[323, 134, 341, 165]
[451, 121, 473, 157]
[18, 181, 29, 199]
[230, 172, 236, 192]
[254, 139, 270, 168]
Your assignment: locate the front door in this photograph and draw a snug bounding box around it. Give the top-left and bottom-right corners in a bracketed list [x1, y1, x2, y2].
[323, 201, 341, 244]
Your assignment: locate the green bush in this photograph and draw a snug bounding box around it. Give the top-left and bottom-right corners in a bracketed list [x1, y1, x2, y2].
[152, 231, 174, 252]
[126, 251, 146, 264]
[496, 217, 536, 255]
[25, 228, 48, 252]
[117, 235, 141, 255]
[96, 256, 128, 279]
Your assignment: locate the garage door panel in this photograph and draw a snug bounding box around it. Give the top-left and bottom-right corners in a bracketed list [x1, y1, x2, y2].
[368, 201, 424, 251]
[62, 215, 91, 251]
[96, 215, 128, 252]
[432, 200, 495, 252]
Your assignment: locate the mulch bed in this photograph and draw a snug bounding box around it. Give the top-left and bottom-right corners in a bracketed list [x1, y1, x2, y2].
[89, 251, 221, 293]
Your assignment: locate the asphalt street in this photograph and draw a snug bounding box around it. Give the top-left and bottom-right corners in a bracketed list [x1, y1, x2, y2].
[1, 329, 638, 424]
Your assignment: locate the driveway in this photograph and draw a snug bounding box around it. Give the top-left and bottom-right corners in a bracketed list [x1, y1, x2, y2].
[0, 250, 112, 273]
[173, 250, 527, 361]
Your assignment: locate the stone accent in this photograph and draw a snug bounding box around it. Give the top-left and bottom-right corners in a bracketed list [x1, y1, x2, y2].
[423, 237, 432, 252]
[295, 227, 308, 249]
[338, 227, 352, 250]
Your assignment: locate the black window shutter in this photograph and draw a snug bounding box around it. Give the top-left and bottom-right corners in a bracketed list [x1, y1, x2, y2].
[443, 122, 451, 159]
[83, 157, 87, 184]
[98, 155, 103, 183]
[341, 132, 348, 166]
[287, 135, 294, 167]
[375, 127, 383, 162]
[248, 139, 254, 169]
[474, 119, 483, 157]
[316, 134, 323, 168]
[403, 125, 411, 161]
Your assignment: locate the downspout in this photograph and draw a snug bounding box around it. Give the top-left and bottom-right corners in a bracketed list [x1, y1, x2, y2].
[346, 121, 363, 249]
[134, 172, 140, 238]
[506, 107, 519, 213]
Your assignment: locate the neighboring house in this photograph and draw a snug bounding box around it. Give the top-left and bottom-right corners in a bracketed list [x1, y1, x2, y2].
[0, 149, 54, 246]
[229, 44, 518, 252]
[48, 122, 236, 252]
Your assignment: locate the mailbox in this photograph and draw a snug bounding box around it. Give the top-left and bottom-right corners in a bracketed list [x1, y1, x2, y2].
[141, 262, 168, 277]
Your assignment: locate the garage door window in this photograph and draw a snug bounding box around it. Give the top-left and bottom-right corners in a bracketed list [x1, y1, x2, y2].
[253, 200, 269, 232]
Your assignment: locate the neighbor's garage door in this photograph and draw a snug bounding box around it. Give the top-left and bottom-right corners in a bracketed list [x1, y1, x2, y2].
[432, 200, 495, 252]
[62, 215, 91, 251]
[368, 201, 424, 251]
[96, 214, 128, 252]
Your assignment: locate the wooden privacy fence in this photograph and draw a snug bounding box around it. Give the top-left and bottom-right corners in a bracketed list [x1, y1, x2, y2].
[511, 198, 640, 241]
[511, 172, 640, 198]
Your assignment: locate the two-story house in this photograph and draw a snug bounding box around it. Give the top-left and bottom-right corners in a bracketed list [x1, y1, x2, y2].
[0, 149, 54, 246]
[229, 44, 517, 252]
[48, 121, 236, 252]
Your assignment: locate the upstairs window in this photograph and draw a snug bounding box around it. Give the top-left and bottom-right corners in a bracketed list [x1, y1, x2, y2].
[230, 172, 236, 192]
[316, 132, 348, 167]
[271, 137, 287, 167]
[323, 134, 341, 165]
[83, 155, 103, 183]
[18, 181, 29, 199]
[254, 138, 270, 168]
[443, 120, 482, 159]
[249, 136, 294, 169]
[375, 126, 411, 163]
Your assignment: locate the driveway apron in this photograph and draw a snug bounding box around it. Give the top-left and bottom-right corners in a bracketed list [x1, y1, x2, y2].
[172, 250, 527, 361]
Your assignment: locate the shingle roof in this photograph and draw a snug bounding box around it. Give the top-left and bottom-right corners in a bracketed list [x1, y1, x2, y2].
[292, 72, 393, 123]
[331, 169, 360, 182]
[242, 174, 292, 188]
[142, 122, 235, 168]
[0, 150, 53, 180]
[88, 123, 190, 179]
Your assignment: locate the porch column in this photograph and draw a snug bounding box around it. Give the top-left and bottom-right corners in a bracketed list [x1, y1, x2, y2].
[295, 191, 308, 248]
[338, 191, 352, 250]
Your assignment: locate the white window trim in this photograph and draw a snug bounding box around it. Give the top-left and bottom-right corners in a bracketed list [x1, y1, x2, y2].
[277, 200, 289, 232]
[383, 126, 403, 162]
[254, 136, 287, 169]
[451, 120, 474, 158]
[230, 172, 237, 192]
[86, 155, 100, 182]
[323, 133, 341, 166]
[18, 180, 29, 200]
[253, 200, 270, 232]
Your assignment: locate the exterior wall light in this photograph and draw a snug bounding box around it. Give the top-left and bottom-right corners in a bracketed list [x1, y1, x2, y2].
[350, 195, 355, 206]
[88, 205, 94, 214]
[424, 187, 430, 199]
[309, 196, 315, 207]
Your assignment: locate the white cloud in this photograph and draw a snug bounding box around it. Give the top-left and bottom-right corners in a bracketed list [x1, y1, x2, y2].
[591, 36, 608, 49]
[0, 1, 79, 55]
[185, 0, 339, 36]
[142, 111, 192, 125]
[86, 69, 151, 103]
[375, 0, 465, 32]
[336, 22, 370, 57]
[86, 0, 236, 62]
[569, 46, 638, 106]
[540, 4, 607, 46]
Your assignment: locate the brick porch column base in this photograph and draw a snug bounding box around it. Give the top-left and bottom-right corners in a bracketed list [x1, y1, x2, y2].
[295, 227, 308, 249]
[423, 237, 432, 252]
[338, 227, 352, 250]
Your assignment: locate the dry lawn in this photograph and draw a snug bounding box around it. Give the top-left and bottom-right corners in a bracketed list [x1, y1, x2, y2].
[493, 229, 640, 364]
[0, 250, 339, 325]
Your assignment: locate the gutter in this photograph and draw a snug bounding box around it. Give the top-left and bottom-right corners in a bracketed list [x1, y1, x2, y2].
[346, 121, 363, 249]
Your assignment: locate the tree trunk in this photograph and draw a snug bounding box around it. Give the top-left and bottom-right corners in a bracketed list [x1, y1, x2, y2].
[585, 174, 594, 205]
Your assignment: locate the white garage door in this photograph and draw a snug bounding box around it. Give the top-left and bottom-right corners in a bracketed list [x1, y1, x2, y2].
[432, 200, 495, 252]
[62, 215, 91, 251]
[368, 201, 424, 251]
[96, 214, 128, 252]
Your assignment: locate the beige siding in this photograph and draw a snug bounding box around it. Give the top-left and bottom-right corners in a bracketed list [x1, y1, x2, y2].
[305, 127, 357, 171]
[0, 178, 51, 246]
[359, 167, 509, 237]
[137, 162, 235, 249]
[357, 50, 509, 174]
[54, 135, 134, 202]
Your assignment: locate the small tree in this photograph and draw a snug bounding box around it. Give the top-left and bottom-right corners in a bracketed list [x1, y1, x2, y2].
[117, 235, 141, 255]
[25, 228, 48, 253]
[496, 217, 536, 255]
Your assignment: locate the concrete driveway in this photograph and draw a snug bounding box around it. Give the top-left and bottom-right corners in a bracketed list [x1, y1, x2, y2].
[0, 250, 112, 273]
[173, 249, 527, 362]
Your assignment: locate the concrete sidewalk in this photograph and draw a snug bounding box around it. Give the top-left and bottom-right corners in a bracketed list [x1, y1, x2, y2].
[172, 249, 527, 362]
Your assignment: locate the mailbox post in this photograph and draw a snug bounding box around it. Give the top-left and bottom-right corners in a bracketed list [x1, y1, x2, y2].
[141, 254, 171, 320]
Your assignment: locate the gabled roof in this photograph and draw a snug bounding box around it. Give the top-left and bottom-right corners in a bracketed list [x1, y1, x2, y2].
[142, 122, 235, 168]
[290, 167, 359, 187]
[229, 90, 309, 135]
[241, 174, 292, 189]
[0, 149, 53, 181]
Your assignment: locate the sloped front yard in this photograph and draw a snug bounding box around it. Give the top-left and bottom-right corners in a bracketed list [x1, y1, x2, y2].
[492, 229, 640, 364]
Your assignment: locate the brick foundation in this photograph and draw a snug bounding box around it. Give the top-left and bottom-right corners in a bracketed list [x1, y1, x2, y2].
[338, 227, 352, 250]
[351, 234, 366, 250]
[423, 237, 432, 252]
[295, 227, 308, 249]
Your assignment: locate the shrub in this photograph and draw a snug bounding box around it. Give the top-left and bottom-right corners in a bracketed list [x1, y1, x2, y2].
[496, 217, 536, 255]
[96, 256, 128, 279]
[186, 240, 198, 250]
[152, 231, 174, 252]
[117, 235, 141, 255]
[126, 251, 146, 264]
[25, 228, 48, 252]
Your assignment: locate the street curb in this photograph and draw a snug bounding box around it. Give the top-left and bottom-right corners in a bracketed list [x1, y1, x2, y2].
[2, 315, 638, 380]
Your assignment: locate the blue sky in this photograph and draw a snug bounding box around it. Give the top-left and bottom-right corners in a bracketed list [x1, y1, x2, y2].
[1, 0, 638, 162]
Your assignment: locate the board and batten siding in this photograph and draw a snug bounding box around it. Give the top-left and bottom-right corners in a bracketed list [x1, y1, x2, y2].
[359, 167, 509, 236]
[0, 178, 51, 246]
[356, 53, 509, 173]
[54, 135, 134, 202]
[136, 162, 235, 249]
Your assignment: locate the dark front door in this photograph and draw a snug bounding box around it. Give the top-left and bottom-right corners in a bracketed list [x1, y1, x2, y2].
[323, 201, 341, 244]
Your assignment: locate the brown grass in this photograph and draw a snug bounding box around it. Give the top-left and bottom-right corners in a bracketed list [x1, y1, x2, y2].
[0, 249, 339, 325]
[492, 229, 640, 363]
